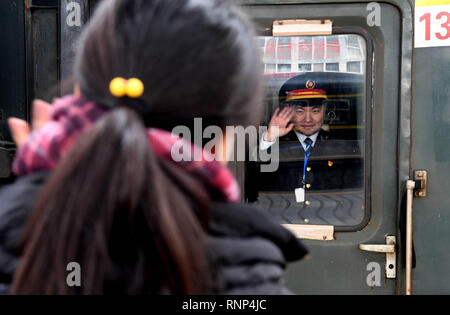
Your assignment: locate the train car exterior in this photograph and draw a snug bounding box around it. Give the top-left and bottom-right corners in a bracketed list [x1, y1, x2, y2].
[1, 0, 450, 294]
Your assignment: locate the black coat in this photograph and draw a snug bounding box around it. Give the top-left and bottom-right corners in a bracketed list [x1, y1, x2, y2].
[256, 129, 363, 192]
[0, 171, 307, 295]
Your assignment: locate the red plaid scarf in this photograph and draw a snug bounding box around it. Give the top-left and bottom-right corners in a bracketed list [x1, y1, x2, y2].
[13, 95, 240, 202]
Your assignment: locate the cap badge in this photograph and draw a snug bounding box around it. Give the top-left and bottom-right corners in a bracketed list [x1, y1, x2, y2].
[306, 80, 316, 89]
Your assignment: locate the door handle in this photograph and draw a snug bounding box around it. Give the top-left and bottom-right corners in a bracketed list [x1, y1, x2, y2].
[403, 171, 427, 295]
[359, 235, 396, 279]
[359, 244, 394, 253]
[405, 179, 416, 295]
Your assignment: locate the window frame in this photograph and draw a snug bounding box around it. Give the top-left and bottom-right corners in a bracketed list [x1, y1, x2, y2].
[248, 29, 373, 233]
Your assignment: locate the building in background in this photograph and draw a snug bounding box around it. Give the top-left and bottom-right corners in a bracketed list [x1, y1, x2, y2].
[259, 35, 366, 75]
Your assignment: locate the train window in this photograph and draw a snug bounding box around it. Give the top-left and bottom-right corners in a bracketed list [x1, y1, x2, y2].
[246, 34, 367, 230]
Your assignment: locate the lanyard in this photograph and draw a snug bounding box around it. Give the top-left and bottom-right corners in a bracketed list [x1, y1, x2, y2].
[301, 143, 311, 188]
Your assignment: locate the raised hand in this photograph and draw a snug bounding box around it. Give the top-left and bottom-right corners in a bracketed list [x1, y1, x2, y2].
[265, 107, 295, 142]
[8, 99, 52, 148]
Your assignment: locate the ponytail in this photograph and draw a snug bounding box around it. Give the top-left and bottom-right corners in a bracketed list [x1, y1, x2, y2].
[11, 108, 211, 294]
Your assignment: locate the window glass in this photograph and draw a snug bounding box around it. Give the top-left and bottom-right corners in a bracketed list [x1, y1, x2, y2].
[347, 61, 361, 73]
[247, 34, 367, 229]
[298, 64, 312, 72]
[312, 37, 325, 59]
[346, 36, 363, 59]
[264, 37, 276, 60]
[326, 36, 341, 59]
[258, 37, 266, 48]
[326, 63, 339, 71]
[265, 64, 276, 73]
[277, 37, 292, 60]
[313, 63, 324, 72]
[298, 38, 312, 60]
[277, 64, 291, 73]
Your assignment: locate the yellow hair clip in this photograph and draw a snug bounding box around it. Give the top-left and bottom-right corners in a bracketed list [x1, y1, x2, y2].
[109, 77, 144, 98]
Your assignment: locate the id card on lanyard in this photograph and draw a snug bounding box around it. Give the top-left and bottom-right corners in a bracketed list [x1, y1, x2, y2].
[295, 142, 311, 203]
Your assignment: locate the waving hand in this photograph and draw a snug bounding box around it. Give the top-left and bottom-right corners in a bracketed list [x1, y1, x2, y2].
[265, 107, 295, 142]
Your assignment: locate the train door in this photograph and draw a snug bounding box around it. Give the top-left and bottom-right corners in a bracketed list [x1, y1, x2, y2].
[0, 0, 27, 178]
[0, 0, 59, 180]
[238, 1, 413, 294]
[410, 0, 450, 294]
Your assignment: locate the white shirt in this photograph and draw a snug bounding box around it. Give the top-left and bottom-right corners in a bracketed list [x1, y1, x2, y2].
[259, 130, 319, 151]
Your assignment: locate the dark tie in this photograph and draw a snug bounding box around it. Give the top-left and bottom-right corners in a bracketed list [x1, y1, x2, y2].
[304, 137, 312, 152]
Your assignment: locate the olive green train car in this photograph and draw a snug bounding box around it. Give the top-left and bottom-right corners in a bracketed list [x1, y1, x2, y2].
[1, 0, 449, 294]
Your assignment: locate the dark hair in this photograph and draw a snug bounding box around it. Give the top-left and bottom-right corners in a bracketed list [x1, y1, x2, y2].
[76, 0, 262, 130]
[11, 0, 262, 294]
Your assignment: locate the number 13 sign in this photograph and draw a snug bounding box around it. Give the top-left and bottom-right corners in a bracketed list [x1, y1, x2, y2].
[415, 0, 450, 48]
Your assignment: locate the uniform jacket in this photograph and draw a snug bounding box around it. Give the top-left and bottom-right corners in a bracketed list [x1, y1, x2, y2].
[255, 129, 363, 192]
[0, 171, 307, 295]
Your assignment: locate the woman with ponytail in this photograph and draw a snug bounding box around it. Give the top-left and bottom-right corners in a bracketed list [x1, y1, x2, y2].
[0, 0, 307, 294]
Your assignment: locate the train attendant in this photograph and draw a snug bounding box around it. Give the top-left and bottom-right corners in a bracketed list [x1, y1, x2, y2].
[0, 0, 307, 294]
[257, 75, 363, 195]
[260, 83, 330, 151]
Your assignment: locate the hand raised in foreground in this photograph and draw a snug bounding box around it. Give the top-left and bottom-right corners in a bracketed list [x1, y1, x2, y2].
[8, 99, 52, 148]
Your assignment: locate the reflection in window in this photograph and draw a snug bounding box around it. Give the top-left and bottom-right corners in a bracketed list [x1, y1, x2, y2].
[258, 37, 266, 47]
[347, 35, 360, 48]
[277, 64, 291, 73]
[265, 38, 276, 60]
[260, 35, 365, 75]
[298, 64, 312, 72]
[277, 37, 292, 60]
[258, 37, 266, 56]
[313, 63, 324, 72]
[247, 34, 367, 230]
[326, 36, 341, 59]
[346, 36, 362, 59]
[313, 37, 325, 60]
[265, 64, 276, 73]
[326, 63, 339, 71]
[347, 61, 361, 73]
[298, 38, 312, 60]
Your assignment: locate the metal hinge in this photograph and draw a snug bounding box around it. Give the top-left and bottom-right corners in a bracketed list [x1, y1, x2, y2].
[413, 170, 428, 198]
